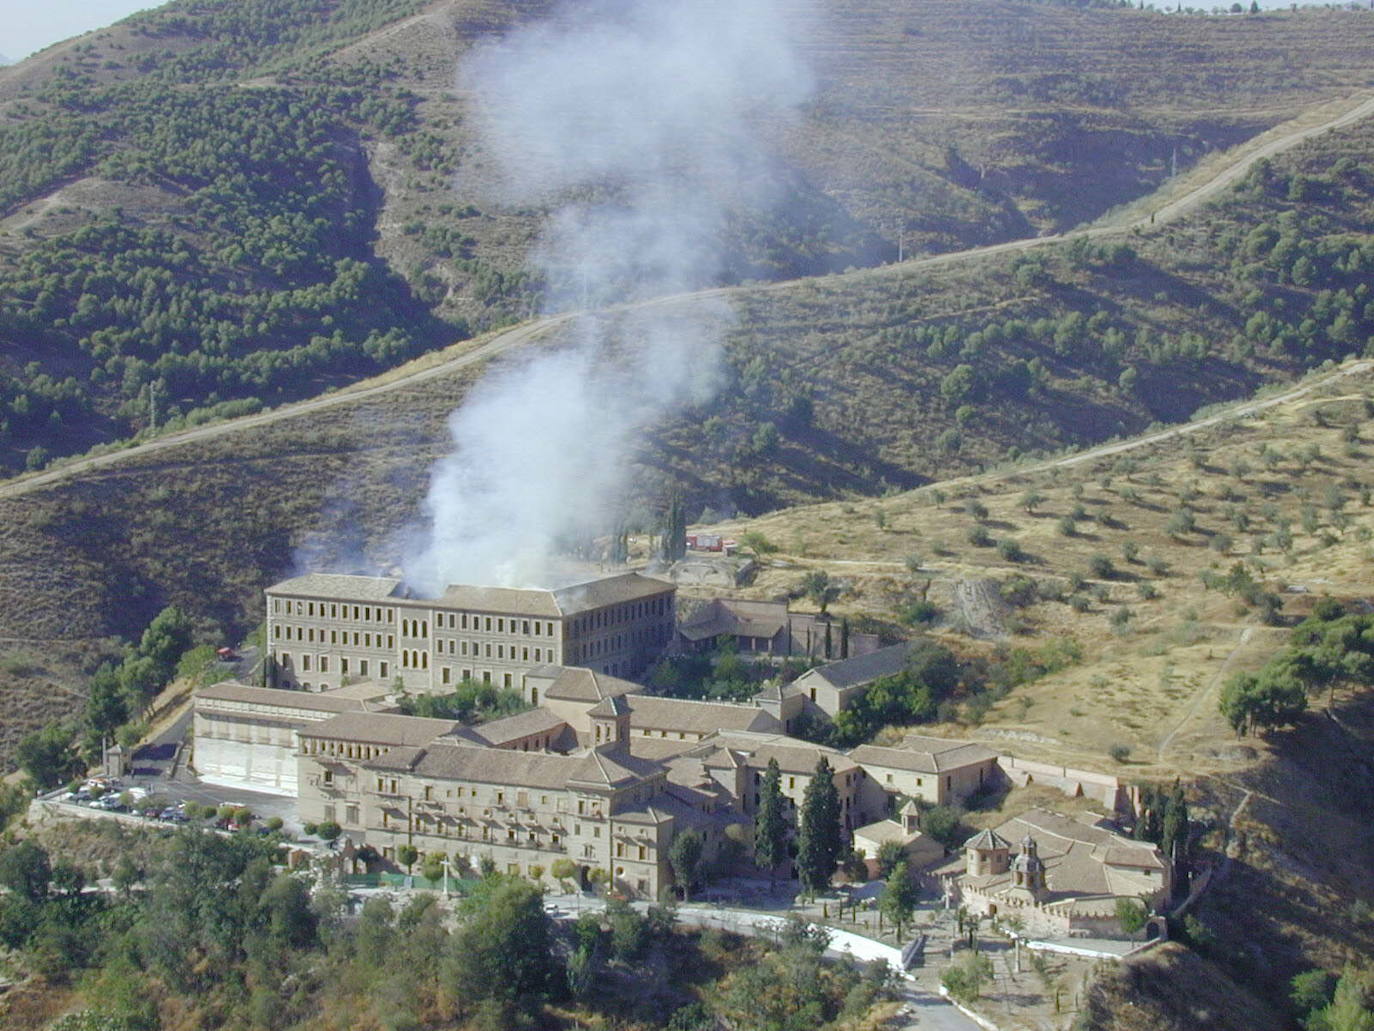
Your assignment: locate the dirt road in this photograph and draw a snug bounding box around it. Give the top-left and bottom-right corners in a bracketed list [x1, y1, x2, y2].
[2, 89, 1371, 503]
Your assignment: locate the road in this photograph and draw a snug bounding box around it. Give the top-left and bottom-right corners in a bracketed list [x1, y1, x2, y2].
[0, 89, 1371, 504]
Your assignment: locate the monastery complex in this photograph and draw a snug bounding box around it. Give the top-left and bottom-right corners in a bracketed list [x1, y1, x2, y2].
[193, 571, 1171, 937]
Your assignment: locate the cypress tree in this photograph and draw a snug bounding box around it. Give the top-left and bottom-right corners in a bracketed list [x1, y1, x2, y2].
[796, 756, 842, 894]
[754, 757, 787, 885]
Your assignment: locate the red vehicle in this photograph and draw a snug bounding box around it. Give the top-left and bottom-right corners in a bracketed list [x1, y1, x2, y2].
[216, 647, 238, 661]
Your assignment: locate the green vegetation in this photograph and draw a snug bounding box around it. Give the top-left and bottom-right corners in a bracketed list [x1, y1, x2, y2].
[713, 917, 894, 1031]
[753, 757, 788, 881]
[1220, 600, 1374, 735]
[18, 604, 195, 787]
[796, 755, 843, 894]
[0, 822, 896, 1031]
[396, 678, 528, 723]
[647, 642, 813, 703]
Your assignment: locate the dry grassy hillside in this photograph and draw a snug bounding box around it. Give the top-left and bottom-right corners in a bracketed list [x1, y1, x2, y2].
[703, 361, 1374, 772]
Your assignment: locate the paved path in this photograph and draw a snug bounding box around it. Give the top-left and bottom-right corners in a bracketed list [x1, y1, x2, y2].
[1, 89, 1371, 504]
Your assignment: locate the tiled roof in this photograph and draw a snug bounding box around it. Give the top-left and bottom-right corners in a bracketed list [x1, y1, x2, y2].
[712, 731, 858, 775]
[970, 808, 1167, 901]
[850, 738, 997, 774]
[268, 571, 672, 617]
[964, 828, 1011, 851]
[588, 695, 633, 718]
[537, 666, 643, 703]
[268, 573, 402, 601]
[794, 642, 913, 691]
[568, 747, 664, 789]
[625, 694, 780, 735]
[298, 711, 459, 747]
[448, 707, 568, 746]
[196, 681, 367, 714]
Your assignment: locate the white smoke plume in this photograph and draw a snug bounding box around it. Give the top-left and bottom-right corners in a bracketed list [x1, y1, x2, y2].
[404, 0, 812, 592]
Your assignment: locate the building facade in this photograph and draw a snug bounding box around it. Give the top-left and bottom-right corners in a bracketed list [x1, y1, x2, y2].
[940, 808, 1172, 939]
[848, 736, 1000, 806]
[296, 706, 741, 898]
[265, 572, 675, 694]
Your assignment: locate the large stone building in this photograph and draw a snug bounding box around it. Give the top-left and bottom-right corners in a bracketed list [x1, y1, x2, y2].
[939, 808, 1172, 939]
[296, 702, 746, 897]
[265, 571, 675, 693]
[849, 735, 1000, 806]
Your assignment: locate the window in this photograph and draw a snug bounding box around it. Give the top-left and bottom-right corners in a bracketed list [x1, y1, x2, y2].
[379, 661, 389, 678]
[322, 770, 333, 784]
[346, 804, 358, 824]
[302, 655, 311, 672]
[442, 667, 451, 685]
[360, 660, 369, 676]
[319, 656, 328, 673]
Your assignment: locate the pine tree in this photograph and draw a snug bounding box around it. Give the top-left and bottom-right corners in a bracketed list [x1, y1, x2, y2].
[754, 758, 787, 884]
[796, 756, 842, 894]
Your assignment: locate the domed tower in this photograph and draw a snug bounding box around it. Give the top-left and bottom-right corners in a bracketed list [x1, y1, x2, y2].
[963, 828, 1011, 876]
[1008, 833, 1048, 901]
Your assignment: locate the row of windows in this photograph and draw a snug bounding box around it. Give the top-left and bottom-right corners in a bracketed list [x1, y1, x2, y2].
[275, 598, 394, 622]
[432, 639, 553, 663]
[276, 652, 388, 679]
[565, 624, 670, 665]
[434, 613, 557, 637]
[566, 597, 670, 635]
[275, 624, 396, 650]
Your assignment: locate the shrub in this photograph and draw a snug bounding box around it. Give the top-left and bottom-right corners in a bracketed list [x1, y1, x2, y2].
[967, 526, 993, 547]
[1108, 744, 1131, 764]
[1088, 554, 1115, 579]
[316, 820, 341, 841]
[996, 538, 1026, 562]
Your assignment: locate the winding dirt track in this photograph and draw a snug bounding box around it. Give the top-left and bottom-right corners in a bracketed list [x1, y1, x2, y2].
[2, 90, 1372, 504]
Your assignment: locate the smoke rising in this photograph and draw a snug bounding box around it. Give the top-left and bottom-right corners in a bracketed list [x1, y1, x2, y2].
[404, 0, 812, 593]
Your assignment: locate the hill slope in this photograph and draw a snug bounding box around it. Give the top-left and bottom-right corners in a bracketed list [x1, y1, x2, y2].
[2, 0, 1374, 474]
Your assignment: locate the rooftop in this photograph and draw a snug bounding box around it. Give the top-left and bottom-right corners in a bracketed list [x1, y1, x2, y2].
[298, 711, 459, 747]
[529, 666, 642, 703]
[195, 681, 369, 715]
[625, 694, 781, 735]
[794, 642, 913, 691]
[850, 737, 997, 774]
[268, 571, 673, 617]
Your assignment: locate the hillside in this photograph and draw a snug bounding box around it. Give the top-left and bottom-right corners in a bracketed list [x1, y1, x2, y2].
[2, 0, 1374, 474]
[0, 86, 1372, 741]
